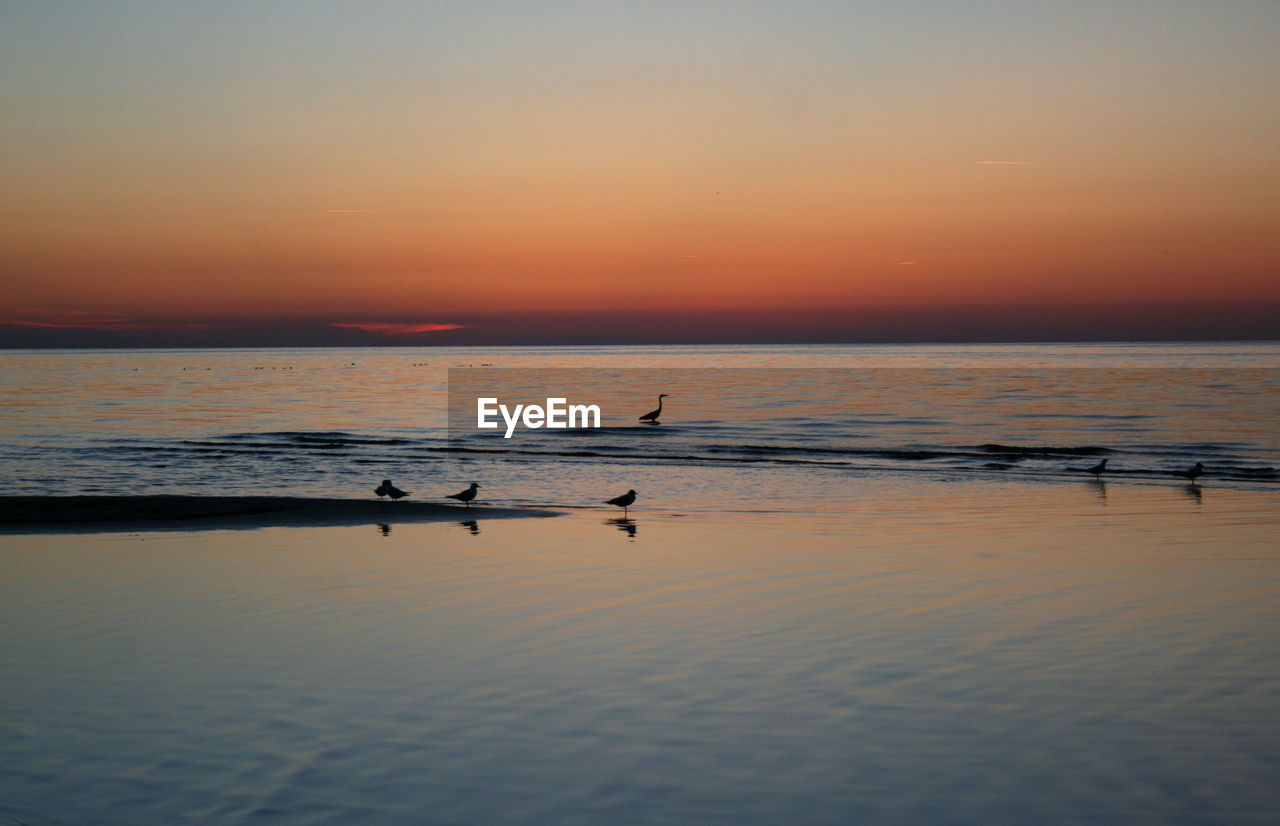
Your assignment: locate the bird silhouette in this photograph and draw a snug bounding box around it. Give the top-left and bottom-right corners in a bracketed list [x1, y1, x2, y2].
[447, 482, 480, 507]
[1172, 462, 1204, 482]
[639, 394, 668, 424]
[1085, 458, 1107, 477]
[606, 489, 637, 516]
[374, 479, 409, 500]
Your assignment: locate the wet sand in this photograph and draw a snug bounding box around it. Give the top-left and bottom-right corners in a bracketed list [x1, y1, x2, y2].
[0, 495, 561, 533]
[2, 480, 1279, 824]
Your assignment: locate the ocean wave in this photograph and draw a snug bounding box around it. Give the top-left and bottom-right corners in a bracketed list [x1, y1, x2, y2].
[980, 444, 1113, 456]
[17, 421, 1267, 500]
[212, 431, 418, 446]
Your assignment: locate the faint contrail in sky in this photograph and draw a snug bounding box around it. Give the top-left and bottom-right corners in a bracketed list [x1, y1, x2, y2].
[0, 308, 214, 331]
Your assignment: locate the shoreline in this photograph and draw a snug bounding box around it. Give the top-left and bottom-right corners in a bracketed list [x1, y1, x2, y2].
[0, 495, 562, 534]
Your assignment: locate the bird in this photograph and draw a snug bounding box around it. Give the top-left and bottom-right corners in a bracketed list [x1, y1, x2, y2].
[447, 482, 480, 507]
[374, 479, 409, 500]
[1085, 458, 1107, 477]
[1172, 462, 1204, 482]
[605, 489, 637, 516]
[639, 394, 668, 424]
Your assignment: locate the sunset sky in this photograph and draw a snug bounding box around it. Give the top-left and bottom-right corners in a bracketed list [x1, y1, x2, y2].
[2, 1, 1278, 345]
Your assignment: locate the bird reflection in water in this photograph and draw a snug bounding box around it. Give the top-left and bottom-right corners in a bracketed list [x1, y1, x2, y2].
[458, 520, 480, 535]
[1183, 483, 1203, 505]
[607, 517, 636, 538]
[377, 523, 391, 536]
[1087, 478, 1107, 502]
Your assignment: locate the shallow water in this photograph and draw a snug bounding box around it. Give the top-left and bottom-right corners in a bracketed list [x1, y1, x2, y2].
[2, 478, 1279, 824]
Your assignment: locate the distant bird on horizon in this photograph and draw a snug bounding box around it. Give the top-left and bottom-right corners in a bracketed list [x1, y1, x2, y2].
[1085, 459, 1108, 477]
[1172, 462, 1204, 482]
[606, 489, 637, 516]
[639, 394, 668, 424]
[374, 479, 409, 500]
[447, 482, 480, 507]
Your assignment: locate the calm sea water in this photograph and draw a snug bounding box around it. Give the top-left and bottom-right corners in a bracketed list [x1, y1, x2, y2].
[0, 342, 1276, 507]
[2, 343, 1279, 824]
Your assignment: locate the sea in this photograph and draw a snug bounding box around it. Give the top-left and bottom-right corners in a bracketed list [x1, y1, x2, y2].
[0, 342, 1277, 506]
[2, 342, 1279, 824]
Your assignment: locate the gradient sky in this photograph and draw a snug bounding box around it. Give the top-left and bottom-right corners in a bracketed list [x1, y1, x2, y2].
[2, 1, 1278, 345]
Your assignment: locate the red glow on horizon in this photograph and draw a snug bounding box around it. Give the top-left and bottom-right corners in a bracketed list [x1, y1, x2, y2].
[331, 322, 467, 336]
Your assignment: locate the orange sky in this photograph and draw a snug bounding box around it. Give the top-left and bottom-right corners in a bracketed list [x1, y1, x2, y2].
[2, 2, 1278, 344]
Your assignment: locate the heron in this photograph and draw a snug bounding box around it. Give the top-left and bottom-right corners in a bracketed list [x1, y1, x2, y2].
[639, 394, 668, 424]
[374, 479, 409, 500]
[1172, 462, 1204, 482]
[606, 489, 637, 516]
[447, 482, 480, 507]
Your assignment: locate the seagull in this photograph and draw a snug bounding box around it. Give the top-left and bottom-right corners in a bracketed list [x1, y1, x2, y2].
[605, 489, 637, 516]
[1085, 458, 1107, 477]
[1172, 462, 1204, 482]
[374, 479, 409, 500]
[639, 394, 668, 424]
[447, 482, 480, 507]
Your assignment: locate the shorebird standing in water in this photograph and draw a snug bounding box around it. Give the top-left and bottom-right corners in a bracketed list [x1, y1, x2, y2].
[447, 482, 480, 507]
[374, 479, 409, 500]
[1085, 458, 1107, 477]
[606, 489, 637, 516]
[1172, 462, 1204, 482]
[639, 394, 668, 424]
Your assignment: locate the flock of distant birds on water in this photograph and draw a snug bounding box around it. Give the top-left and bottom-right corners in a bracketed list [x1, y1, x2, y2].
[376, 478, 641, 517]
[373, 394, 669, 516]
[1078, 458, 1205, 483]
[372, 393, 1214, 517]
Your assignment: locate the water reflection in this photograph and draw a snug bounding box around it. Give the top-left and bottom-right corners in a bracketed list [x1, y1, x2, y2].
[377, 523, 391, 536]
[458, 520, 480, 535]
[1087, 479, 1108, 502]
[1183, 483, 1203, 505]
[3, 483, 1279, 825]
[606, 517, 636, 538]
